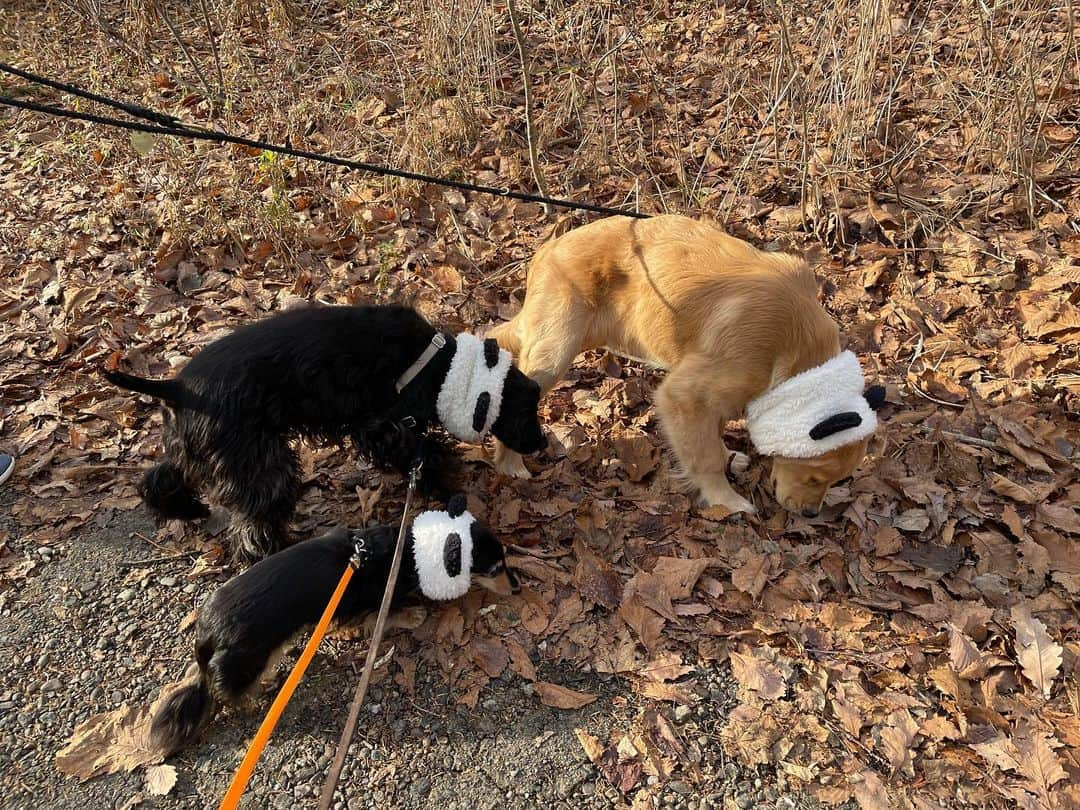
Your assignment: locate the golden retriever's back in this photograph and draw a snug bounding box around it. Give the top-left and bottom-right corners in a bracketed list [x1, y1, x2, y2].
[526, 214, 837, 371]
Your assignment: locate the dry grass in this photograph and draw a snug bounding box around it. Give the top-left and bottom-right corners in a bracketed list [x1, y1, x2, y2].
[3, 0, 1077, 258]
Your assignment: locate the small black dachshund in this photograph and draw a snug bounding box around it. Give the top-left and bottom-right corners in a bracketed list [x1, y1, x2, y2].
[150, 495, 516, 754]
[106, 303, 546, 564]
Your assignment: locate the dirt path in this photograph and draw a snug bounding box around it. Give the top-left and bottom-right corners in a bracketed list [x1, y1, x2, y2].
[0, 492, 834, 810]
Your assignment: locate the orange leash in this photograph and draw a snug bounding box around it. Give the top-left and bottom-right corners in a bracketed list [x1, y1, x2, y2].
[217, 561, 356, 810]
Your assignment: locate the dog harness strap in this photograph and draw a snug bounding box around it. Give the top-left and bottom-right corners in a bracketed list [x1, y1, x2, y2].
[395, 332, 447, 393]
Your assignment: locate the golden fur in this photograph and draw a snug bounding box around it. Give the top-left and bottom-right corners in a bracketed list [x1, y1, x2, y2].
[489, 214, 874, 515]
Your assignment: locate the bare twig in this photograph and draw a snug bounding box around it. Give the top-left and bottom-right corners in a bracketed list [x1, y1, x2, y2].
[58, 0, 146, 63]
[118, 550, 200, 567]
[507, 0, 552, 214]
[157, 2, 218, 107]
[197, 0, 226, 98]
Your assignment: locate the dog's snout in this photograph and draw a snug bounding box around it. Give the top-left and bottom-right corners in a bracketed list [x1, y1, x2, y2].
[801, 507, 819, 518]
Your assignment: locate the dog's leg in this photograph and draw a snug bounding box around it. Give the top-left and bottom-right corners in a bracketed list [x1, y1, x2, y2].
[141, 412, 210, 521]
[213, 436, 299, 565]
[486, 317, 522, 356]
[356, 423, 458, 495]
[491, 311, 584, 478]
[655, 358, 756, 515]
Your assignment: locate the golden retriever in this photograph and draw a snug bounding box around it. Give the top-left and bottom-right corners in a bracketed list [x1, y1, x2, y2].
[488, 214, 884, 516]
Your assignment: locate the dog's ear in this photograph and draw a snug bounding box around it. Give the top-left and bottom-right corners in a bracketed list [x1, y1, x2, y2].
[809, 412, 862, 440]
[483, 338, 501, 369]
[864, 385, 886, 412]
[446, 493, 468, 518]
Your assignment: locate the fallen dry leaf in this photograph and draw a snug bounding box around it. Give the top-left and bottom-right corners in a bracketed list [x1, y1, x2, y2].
[729, 649, 786, 702]
[1010, 604, 1062, 699]
[144, 763, 177, 796]
[55, 702, 167, 781]
[575, 727, 606, 763]
[505, 637, 537, 681]
[638, 652, 694, 683]
[650, 557, 712, 600]
[851, 768, 891, 810]
[573, 540, 624, 609]
[469, 636, 509, 678]
[730, 552, 771, 599]
[1014, 728, 1068, 806]
[534, 681, 598, 710]
[613, 432, 660, 483]
[878, 708, 920, 776]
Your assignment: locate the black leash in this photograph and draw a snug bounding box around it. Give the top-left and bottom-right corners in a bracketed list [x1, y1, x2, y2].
[0, 63, 649, 219]
[0, 62, 184, 128]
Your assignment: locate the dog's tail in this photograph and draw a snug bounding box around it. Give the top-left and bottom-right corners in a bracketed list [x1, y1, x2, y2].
[140, 461, 210, 521]
[104, 370, 185, 405]
[149, 676, 216, 755]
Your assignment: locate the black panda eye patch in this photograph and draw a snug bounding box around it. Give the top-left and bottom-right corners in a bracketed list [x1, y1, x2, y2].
[483, 338, 501, 369]
[809, 411, 863, 440]
[443, 531, 463, 578]
[472, 391, 491, 434]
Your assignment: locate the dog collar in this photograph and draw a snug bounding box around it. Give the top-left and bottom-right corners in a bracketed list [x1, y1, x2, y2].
[411, 506, 476, 600]
[396, 333, 448, 393]
[436, 333, 511, 442]
[745, 351, 878, 458]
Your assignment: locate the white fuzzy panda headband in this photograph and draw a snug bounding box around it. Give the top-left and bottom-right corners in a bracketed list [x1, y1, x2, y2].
[435, 333, 512, 443]
[745, 351, 885, 458]
[410, 495, 478, 600]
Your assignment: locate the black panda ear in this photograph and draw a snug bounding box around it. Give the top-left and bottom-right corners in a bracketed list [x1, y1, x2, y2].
[483, 338, 501, 369]
[446, 493, 468, 518]
[864, 385, 886, 411]
[809, 412, 862, 440]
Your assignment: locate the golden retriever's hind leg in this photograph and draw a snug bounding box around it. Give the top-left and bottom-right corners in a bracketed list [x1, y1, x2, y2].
[655, 361, 756, 515]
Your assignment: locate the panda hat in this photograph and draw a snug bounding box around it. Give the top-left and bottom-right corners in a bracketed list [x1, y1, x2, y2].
[745, 351, 885, 458]
[410, 494, 481, 601]
[435, 333, 512, 443]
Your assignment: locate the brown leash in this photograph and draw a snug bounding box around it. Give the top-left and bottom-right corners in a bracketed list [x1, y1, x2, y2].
[317, 464, 420, 810]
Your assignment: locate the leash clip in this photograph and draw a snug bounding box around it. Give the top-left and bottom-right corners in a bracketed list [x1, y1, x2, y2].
[408, 458, 423, 491]
[350, 535, 368, 569]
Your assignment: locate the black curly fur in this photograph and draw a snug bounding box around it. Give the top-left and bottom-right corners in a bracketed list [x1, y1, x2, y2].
[138, 460, 211, 521]
[106, 304, 545, 566]
[149, 516, 513, 755]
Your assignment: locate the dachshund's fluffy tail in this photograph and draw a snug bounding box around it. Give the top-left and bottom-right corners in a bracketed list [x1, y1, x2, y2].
[150, 675, 216, 755]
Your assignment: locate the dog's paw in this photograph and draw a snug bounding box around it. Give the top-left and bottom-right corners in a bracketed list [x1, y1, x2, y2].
[494, 449, 532, 479]
[699, 488, 757, 516]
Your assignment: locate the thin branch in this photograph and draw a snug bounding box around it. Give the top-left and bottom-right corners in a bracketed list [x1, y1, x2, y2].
[157, 2, 218, 108]
[58, 0, 146, 63]
[197, 0, 226, 98]
[507, 0, 551, 214]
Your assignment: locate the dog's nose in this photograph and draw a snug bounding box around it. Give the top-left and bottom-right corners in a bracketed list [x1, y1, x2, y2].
[801, 507, 819, 518]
